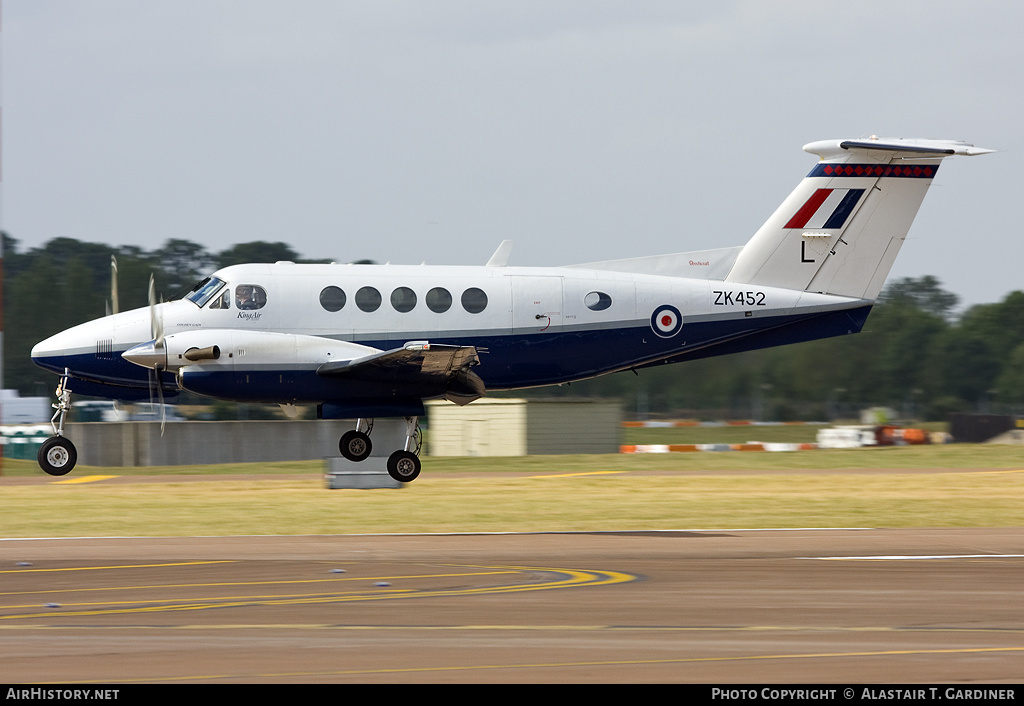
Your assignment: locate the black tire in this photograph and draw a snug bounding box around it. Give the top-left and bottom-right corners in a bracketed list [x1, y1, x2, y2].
[38, 437, 77, 476]
[339, 430, 372, 462]
[387, 450, 421, 483]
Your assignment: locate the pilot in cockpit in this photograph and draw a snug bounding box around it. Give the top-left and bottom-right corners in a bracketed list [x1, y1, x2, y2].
[236, 285, 258, 310]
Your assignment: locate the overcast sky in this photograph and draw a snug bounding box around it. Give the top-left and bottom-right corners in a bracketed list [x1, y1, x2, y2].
[3, 1, 1020, 307]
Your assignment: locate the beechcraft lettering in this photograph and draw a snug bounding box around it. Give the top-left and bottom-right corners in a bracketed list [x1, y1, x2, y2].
[31, 136, 993, 480]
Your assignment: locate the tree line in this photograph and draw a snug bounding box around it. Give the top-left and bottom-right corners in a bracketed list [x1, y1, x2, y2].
[4, 234, 1023, 421]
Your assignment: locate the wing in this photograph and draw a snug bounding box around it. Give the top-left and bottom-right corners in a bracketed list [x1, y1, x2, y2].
[316, 340, 485, 405]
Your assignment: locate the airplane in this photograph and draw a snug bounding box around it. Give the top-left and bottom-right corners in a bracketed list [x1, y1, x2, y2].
[30, 136, 993, 480]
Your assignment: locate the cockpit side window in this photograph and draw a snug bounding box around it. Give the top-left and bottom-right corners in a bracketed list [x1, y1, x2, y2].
[208, 289, 231, 309]
[235, 284, 267, 310]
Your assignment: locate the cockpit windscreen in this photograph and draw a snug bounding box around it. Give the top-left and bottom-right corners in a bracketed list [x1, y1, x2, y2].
[185, 277, 227, 308]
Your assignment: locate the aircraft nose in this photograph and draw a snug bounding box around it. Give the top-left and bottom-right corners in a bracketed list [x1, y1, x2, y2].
[122, 340, 165, 370]
[31, 316, 119, 373]
[31, 337, 61, 361]
[31, 332, 68, 373]
[31, 308, 155, 380]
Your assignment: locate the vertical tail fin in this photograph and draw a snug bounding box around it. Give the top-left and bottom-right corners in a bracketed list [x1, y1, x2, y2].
[725, 137, 992, 300]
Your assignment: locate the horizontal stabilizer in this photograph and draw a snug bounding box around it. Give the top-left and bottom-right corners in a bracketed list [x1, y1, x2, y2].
[806, 137, 996, 159]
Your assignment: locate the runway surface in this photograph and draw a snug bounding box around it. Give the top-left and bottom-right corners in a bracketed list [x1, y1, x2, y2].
[2, 528, 1023, 683]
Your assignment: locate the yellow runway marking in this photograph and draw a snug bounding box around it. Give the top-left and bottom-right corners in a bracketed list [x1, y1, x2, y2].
[5, 623, 1023, 635]
[0, 569, 524, 607]
[0, 561, 235, 574]
[46, 646, 1024, 683]
[0, 568, 519, 598]
[52, 475, 119, 484]
[528, 471, 625, 479]
[0, 565, 635, 621]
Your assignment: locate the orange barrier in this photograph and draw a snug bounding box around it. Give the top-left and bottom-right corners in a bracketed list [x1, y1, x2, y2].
[667, 444, 700, 452]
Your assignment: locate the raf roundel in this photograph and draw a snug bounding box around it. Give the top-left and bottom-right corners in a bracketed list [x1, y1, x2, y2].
[650, 305, 683, 338]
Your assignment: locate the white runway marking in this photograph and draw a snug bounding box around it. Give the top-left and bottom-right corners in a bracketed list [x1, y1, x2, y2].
[810, 554, 1024, 561]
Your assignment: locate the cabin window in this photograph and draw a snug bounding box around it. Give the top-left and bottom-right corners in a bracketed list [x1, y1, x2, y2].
[356, 286, 382, 312]
[235, 284, 266, 310]
[390, 287, 417, 313]
[584, 291, 612, 311]
[320, 286, 347, 312]
[461, 287, 488, 314]
[426, 287, 452, 313]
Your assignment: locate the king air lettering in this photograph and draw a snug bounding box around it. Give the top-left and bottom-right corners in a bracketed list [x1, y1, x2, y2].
[238, 311, 262, 321]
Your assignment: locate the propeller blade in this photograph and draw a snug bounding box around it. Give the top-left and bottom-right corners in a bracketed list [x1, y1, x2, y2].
[156, 371, 166, 436]
[148, 274, 164, 346]
[110, 256, 119, 316]
[148, 273, 167, 436]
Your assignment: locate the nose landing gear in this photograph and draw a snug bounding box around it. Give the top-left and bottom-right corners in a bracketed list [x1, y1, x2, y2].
[39, 369, 78, 476]
[38, 437, 77, 476]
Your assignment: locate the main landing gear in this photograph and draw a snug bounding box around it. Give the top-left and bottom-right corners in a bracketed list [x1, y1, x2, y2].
[339, 418, 373, 461]
[339, 416, 422, 483]
[38, 369, 78, 476]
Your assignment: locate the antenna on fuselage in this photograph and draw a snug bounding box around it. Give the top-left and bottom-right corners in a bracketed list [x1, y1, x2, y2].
[486, 240, 513, 267]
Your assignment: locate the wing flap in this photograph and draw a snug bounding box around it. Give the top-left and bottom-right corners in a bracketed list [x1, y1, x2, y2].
[317, 341, 485, 405]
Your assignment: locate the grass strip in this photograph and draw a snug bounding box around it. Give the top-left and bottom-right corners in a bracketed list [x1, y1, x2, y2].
[1, 462, 1021, 537]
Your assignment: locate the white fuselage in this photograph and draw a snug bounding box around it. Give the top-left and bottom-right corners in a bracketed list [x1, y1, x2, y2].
[33, 261, 869, 408]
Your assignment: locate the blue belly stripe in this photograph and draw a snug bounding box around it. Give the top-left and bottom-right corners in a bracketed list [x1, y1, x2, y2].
[32, 304, 872, 404]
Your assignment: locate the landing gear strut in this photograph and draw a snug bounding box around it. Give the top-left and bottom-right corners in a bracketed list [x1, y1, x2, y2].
[387, 417, 422, 483]
[39, 369, 78, 476]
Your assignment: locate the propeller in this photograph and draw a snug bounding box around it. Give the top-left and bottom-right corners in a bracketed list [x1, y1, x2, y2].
[149, 274, 165, 349]
[109, 256, 119, 316]
[148, 274, 167, 435]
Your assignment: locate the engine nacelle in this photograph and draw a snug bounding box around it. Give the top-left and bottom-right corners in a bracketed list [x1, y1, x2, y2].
[157, 329, 377, 372]
[158, 330, 382, 402]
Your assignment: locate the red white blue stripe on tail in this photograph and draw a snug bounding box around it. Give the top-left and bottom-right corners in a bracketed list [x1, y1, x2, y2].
[784, 188, 865, 230]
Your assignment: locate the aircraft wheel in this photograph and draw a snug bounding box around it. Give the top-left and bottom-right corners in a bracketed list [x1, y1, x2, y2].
[38, 437, 77, 476]
[339, 430, 372, 462]
[387, 450, 421, 483]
